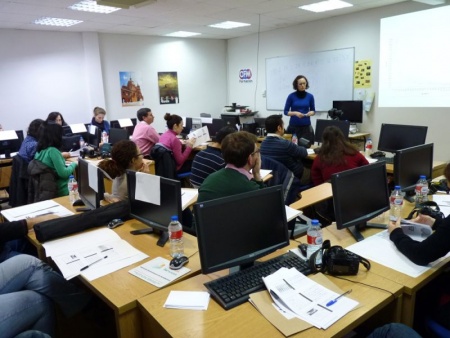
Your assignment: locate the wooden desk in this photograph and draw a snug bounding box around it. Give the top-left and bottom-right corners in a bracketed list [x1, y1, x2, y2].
[289, 182, 332, 210]
[322, 200, 450, 326]
[385, 160, 445, 177]
[138, 242, 403, 338]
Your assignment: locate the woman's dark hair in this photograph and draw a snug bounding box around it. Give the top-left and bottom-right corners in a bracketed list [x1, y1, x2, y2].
[292, 75, 309, 90]
[46, 112, 66, 126]
[37, 121, 63, 151]
[164, 113, 182, 130]
[98, 140, 139, 178]
[318, 126, 359, 166]
[27, 119, 44, 139]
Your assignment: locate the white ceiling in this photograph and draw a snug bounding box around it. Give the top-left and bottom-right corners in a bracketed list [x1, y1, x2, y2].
[0, 0, 423, 39]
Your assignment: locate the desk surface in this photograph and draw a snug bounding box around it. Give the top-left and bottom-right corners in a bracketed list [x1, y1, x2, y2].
[289, 182, 332, 210]
[138, 241, 403, 338]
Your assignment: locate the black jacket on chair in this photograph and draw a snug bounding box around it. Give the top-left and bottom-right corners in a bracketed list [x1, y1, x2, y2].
[27, 159, 58, 203]
[150, 145, 177, 179]
[9, 155, 30, 207]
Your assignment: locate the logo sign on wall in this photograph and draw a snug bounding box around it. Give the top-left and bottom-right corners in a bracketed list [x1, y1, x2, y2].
[239, 68, 253, 83]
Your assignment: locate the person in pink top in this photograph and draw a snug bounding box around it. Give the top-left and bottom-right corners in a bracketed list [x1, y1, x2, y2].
[157, 113, 195, 173]
[132, 108, 159, 157]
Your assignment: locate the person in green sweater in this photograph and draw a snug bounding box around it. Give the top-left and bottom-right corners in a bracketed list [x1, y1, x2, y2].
[34, 121, 77, 197]
[198, 131, 264, 203]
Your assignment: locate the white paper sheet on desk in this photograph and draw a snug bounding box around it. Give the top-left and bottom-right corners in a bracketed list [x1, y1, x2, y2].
[433, 195, 450, 217]
[1, 200, 73, 221]
[307, 149, 315, 155]
[250, 169, 272, 180]
[181, 188, 198, 210]
[164, 291, 210, 310]
[346, 230, 449, 278]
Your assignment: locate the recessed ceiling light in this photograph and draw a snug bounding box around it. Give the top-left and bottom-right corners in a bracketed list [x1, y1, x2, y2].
[300, 0, 353, 13]
[69, 0, 121, 14]
[34, 17, 83, 27]
[165, 31, 201, 37]
[208, 21, 251, 30]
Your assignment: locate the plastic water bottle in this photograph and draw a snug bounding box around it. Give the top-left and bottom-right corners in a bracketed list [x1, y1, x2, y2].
[415, 175, 429, 206]
[168, 215, 184, 258]
[68, 175, 79, 203]
[365, 138, 373, 157]
[291, 134, 298, 145]
[306, 219, 323, 264]
[79, 136, 85, 149]
[101, 131, 108, 143]
[389, 185, 404, 221]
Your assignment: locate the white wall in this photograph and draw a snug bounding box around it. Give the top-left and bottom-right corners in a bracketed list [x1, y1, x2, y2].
[227, 2, 450, 161]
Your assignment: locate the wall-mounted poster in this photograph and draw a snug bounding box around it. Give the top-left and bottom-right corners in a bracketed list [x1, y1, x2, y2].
[158, 72, 179, 104]
[120, 71, 144, 106]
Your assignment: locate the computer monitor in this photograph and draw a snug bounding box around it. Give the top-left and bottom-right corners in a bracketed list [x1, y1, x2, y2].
[86, 124, 101, 148]
[332, 100, 363, 123]
[202, 118, 225, 141]
[77, 158, 105, 209]
[331, 161, 390, 242]
[377, 124, 428, 154]
[254, 117, 266, 128]
[194, 186, 289, 274]
[110, 120, 121, 129]
[0, 130, 21, 157]
[314, 119, 350, 143]
[62, 125, 72, 136]
[126, 170, 182, 246]
[394, 143, 433, 202]
[109, 128, 129, 145]
[181, 117, 192, 137]
[220, 115, 240, 130]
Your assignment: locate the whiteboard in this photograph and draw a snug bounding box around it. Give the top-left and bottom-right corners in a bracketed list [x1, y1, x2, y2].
[266, 48, 355, 111]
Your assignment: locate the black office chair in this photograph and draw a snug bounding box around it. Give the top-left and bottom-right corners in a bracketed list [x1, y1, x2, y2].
[8, 155, 30, 207]
[151, 145, 192, 187]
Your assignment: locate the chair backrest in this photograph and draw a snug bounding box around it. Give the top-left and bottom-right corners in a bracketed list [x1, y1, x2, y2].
[8, 155, 29, 207]
[150, 145, 177, 179]
[0, 160, 12, 189]
[27, 159, 58, 203]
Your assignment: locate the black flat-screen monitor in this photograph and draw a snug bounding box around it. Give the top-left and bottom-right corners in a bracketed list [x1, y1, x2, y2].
[0, 130, 22, 157]
[254, 117, 267, 128]
[110, 120, 120, 129]
[377, 124, 428, 153]
[220, 114, 240, 130]
[126, 170, 182, 246]
[332, 162, 390, 242]
[203, 118, 225, 141]
[332, 100, 363, 123]
[180, 117, 192, 137]
[194, 185, 289, 274]
[77, 158, 105, 209]
[86, 124, 101, 148]
[314, 119, 350, 143]
[62, 126, 72, 136]
[394, 143, 433, 201]
[109, 128, 129, 145]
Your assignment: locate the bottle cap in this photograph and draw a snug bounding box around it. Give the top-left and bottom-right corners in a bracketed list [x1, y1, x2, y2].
[311, 219, 319, 225]
[171, 215, 178, 221]
[69, 175, 74, 179]
[420, 175, 426, 179]
[394, 185, 401, 190]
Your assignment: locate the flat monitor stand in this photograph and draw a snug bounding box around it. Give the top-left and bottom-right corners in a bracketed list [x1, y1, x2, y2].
[348, 221, 387, 242]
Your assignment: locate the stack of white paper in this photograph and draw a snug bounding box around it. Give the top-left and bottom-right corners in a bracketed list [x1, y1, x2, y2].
[263, 267, 358, 329]
[1, 200, 74, 221]
[164, 291, 210, 310]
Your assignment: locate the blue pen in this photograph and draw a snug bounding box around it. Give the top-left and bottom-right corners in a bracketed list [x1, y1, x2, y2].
[326, 289, 352, 307]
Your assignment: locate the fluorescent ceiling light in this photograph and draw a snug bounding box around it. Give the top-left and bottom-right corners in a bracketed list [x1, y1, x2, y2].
[300, 0, 353, 13]
[69, 0, 121, 14]
[165, 31, 201, 37]
[208, 21, 251, 30]
[413, 0, 445, 4]
[34, 17, 83, 27]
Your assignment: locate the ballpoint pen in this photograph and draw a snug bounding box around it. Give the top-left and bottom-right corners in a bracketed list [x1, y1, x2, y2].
[326, 289, 352, 307]
[80, 256, 107, 271]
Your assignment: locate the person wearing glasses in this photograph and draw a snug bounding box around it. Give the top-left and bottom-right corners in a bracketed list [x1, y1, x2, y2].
[98, 140, 150, 202]
[131, 107, 160, 157]
[284, 75, 315, 144]
[198, 131, 264, 203]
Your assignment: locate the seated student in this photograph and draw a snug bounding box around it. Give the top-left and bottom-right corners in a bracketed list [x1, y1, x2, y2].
[198, 131, 264, 203]
[31, 121, 77, 198]
[0, 254, 91, 338]
[260, 114, 309, 181]
[154, 113, 195, 174]
[311, 125, 368, 185]
[388, 163, 450, 331]
[131, 108, 159, 157]
[190, 126, 236, 188]
[18, 119, 43, 163]
[45, 112, 67, 126]
[90, 106, 110, 134]
[98, 139, 151, 202]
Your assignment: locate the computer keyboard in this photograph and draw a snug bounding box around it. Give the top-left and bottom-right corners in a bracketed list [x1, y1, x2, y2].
[204, 251, 311, 310]
[377, 156, 394, 164]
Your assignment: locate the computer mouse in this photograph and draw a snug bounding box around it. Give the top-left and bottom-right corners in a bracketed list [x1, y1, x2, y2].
[72, 199, 85, 207]
[108, 218, 124, 229]
[298, 243, 308, 257]
[169, 256, 189, 270]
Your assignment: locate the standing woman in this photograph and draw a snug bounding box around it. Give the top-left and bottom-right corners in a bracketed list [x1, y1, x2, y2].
[98, 140, 150, 202]
[284, 75, 315, 144]
[90, 106, 110, 134]
[33, 121, 77, 197]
